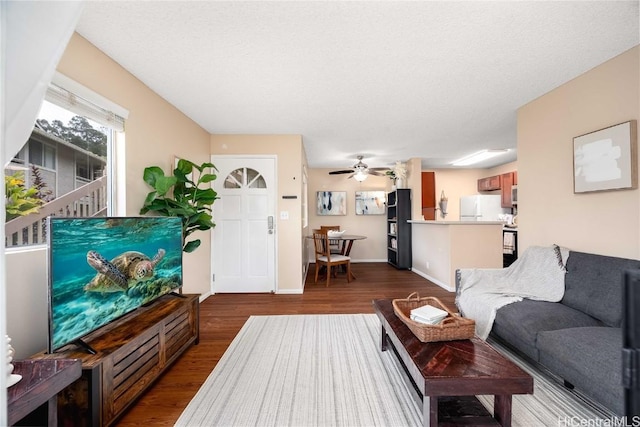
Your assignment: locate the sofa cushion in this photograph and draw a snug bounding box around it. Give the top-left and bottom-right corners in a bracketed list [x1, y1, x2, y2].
[537, 327, 622, 415]
[563, 251, 640, 327]
[492, 300, 603, 361]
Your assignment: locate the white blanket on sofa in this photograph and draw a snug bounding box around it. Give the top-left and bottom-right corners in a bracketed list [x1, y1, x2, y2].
[455, 245, 570, 340]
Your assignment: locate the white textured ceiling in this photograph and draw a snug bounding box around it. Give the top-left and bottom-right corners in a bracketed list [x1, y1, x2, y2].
[75, 1, 639, 170]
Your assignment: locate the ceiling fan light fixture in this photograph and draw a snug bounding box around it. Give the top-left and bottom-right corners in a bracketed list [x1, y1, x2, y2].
[451, 149, 509, 166]
[353, 169, 368, 182]
[329, 156, 385, 180]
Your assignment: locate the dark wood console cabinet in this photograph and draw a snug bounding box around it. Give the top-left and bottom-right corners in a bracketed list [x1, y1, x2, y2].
[33, 293, 199, 427]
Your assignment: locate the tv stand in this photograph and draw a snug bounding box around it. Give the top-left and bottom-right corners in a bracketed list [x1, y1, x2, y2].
[33, 293, 199, 427]
[71, 338, 97, 355]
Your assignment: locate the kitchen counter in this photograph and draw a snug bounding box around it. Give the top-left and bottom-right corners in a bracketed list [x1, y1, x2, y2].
[410, 220, 503, 291]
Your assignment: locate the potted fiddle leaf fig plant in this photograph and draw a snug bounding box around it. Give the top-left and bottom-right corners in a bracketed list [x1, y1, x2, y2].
[140, 158, 218, 253]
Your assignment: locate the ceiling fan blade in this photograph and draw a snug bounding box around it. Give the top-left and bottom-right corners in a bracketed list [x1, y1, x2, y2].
[329, 170, 354, 175]
[369, 171, 386, 176]
[369, 167, 389, 171]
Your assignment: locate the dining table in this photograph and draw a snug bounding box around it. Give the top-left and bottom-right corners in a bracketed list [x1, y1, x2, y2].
[308, 234, 367, 280]
[327, 234, 367, 256]
[307, 234, 367, 256]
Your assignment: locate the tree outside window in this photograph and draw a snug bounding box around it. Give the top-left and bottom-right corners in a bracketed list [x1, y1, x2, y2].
[5, 99, 115, 247]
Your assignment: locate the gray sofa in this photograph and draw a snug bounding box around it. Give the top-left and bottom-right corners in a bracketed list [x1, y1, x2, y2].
[472, 251, 640, 415]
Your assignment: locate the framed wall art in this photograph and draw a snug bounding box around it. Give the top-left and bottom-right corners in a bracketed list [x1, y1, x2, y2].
[355, 191, 386, 215]
[316, 191, 346, 215]
[573, 120, 637, 193]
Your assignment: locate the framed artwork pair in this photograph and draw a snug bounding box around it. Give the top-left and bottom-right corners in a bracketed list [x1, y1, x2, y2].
[316, 191, 386, 216]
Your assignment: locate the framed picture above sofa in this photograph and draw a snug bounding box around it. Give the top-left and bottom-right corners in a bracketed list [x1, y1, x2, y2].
[573, 120, 637, 193]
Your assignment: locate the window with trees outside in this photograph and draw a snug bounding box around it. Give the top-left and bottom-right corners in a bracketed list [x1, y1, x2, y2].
[5, 78, 126, 248]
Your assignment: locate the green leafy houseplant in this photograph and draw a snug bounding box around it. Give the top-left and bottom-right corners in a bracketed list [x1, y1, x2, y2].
[5, 171, 44, 221]
[140, 159, 219, 253]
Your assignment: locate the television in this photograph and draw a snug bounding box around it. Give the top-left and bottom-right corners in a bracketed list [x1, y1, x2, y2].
[47, 216, 183, 353]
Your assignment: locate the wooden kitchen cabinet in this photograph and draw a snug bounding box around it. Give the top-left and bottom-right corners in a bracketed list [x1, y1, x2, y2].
[501, 172, 514, 208]
[477, 175, 501, 192]
[421, 172, 436, 220]
[478, 171, 517, 207]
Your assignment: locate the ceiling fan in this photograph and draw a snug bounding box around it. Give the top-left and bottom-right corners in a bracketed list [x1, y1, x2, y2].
[328, 156, 388, 182]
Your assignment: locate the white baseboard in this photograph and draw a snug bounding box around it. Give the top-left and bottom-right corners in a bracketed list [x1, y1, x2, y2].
[206, 289, 304, 295]
[276, 288, 304, 294]
[410, 268, 455, 292]
[307, 258, 388, 264]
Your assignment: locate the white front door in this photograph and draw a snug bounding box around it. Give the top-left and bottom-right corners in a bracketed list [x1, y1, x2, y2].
[211, 156, 276, 293]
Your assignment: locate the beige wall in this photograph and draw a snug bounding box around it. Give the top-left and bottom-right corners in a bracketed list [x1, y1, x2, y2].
[518, 46, 640, 258]
[487, 161, 518, 178]
[308, 168, 394, 262]
[407, 157, 423, 220]
[210, 134, 306, 292]
[425, 169, 485, 220]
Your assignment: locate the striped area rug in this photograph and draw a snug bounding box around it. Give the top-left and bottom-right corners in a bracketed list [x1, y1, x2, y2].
[176, 314, 616, 426]
[176, 314, 421, 426]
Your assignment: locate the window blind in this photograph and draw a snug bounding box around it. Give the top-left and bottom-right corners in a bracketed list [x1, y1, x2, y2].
[44, 83, 126, 132]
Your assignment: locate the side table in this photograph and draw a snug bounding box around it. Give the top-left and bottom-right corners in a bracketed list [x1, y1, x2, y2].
[8, 358, 81, 426]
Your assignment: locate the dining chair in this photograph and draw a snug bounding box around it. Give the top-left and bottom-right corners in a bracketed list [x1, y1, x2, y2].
[312, 230, 352, 287]
[320, 225, 342, 255]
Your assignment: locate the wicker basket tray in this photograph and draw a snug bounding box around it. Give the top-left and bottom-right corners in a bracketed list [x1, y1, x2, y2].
[392, 292, 475, 342]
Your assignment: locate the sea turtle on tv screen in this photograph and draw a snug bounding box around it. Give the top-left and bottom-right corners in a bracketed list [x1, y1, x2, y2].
[84, 249, 166, 293]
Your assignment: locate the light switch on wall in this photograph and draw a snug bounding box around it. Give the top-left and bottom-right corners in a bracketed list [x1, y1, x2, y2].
[280, 211, 289, 220]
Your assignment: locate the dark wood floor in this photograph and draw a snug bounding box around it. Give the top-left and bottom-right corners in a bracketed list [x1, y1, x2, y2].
[114, 262, 456, 426]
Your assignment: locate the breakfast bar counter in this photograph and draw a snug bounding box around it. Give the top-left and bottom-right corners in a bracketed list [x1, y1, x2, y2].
[408, 220, 504, 291]
[410, 220, 505, 226]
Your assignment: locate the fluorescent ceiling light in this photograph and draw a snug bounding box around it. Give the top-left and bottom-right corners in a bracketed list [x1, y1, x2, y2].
[451, 149, 508, 166]
[353, 169, 368, 181]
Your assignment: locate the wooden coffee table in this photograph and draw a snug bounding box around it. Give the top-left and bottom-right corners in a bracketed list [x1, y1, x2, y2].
[373, 299, 533, 427]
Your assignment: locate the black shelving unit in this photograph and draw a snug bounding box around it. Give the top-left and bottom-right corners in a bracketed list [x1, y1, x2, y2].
[387, 189, 412, 269]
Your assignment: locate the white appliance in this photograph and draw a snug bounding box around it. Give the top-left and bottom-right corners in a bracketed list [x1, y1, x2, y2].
[460, 195, 509, 221]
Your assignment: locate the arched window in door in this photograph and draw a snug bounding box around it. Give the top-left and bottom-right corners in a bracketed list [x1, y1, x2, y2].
[224, 167, 267, 189]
